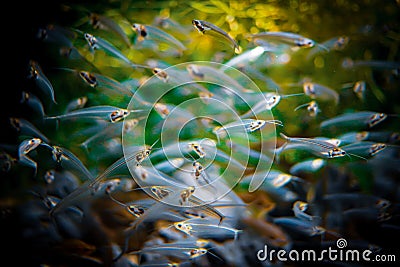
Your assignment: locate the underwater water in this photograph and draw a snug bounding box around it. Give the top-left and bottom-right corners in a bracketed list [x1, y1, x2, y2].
[1, 0, 400, 266]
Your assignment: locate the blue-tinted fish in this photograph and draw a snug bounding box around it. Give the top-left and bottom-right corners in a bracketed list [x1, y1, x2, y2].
[292, 200, 321, 225]
[20, 91, 45, 118]
[64, 96, 88, 113]
[9, 117, 49, 143]
[0, 151, 16, 172]
[18, 138, 44, 175]
[28, 60, 57, 104]
[36, 24, 76, 47]
[273, 217, 327, 237]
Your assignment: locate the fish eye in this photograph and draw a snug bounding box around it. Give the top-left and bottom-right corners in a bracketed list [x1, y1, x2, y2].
[177, 223, 182, 228]
[190, 249, 198, 255]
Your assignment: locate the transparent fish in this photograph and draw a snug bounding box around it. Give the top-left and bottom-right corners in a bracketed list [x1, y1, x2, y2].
[352, 80, 366, 100]
[241, 216, 290, 248]
[186, 64, 252, 94]
[237, 64, 282, 92]
[306, 35, 349, 59]
[220, 46, 266, 70]
[45, 105, 140, 123]
[36, 24, 76, 47]
[132, 245, 208, 261]
[132, 138, 160, 166]
[273, 217, 327, 237]
[64, 96, 88, 113]
[240, 171, 299, 202]
[174, 218, 242, 240]
[80, 118, 139, 150]
[339, 141, 387, 158]
[88, 12, 131, 47]
[91, 143, 161, 186]
[117, 188, 204, 259]
[153, 16, 190, 37]
[50, 145, 94, 182]
[58, 68, 133, 97]
[9, 117, 49, 143]
[192, 161, 213, 187]
[279, 133, 347, 159]
[18, 138, 43, 175]
[213, 119, 282, 143]
[246, 31, 325, 50]
[0, 151, 16, 172]
[322, 193, 391, 211]
[132, 23, 186, 52]
[362, 131, 400, 144]
[43, 169, 55, 184]
[289, 158, 327, 175]
[341, 57, 400, 70]
[150, 67, 212, 98]
[320, 111, 388, 132]
[20, 91, 45, 118]
[154, 158, 185, 174]
[182, 196, 228, 224]
[302, 81, 339, 104]
[294, 100, 321, 117]
[28, 60, 57, 104]
[241, 92, 303, 119]
[292, 200, 321, 224]
[192, 19, 240, 53]
[82, 32, 150, 69]
[336, 131, 375, 146]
